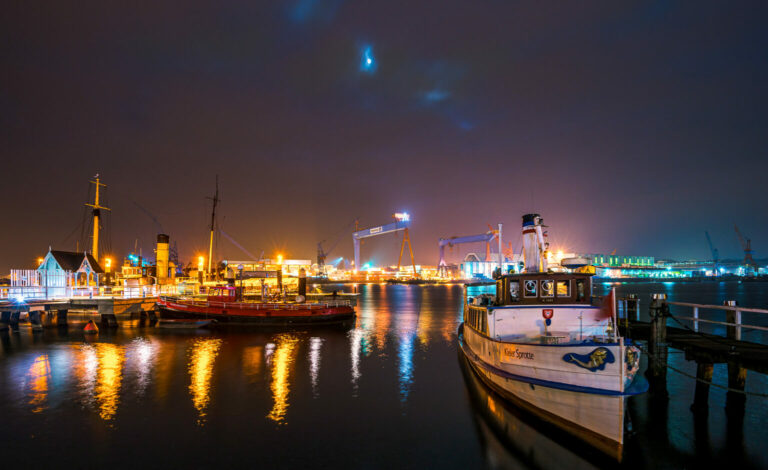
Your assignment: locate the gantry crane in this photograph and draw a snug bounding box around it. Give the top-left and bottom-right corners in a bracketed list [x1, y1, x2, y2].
[352, 212, 415, 275]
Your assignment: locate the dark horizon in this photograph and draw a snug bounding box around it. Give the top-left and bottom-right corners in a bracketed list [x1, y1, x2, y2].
[2, 1, 767, 272]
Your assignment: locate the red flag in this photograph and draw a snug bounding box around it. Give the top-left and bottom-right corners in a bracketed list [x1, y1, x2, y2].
[597, 287, 616, 319]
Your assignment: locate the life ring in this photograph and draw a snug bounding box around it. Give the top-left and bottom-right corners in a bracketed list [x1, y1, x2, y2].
[542, 308, 554, 320]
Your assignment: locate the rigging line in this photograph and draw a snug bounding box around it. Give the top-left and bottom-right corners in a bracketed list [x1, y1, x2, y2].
[219, 229, 259, 261]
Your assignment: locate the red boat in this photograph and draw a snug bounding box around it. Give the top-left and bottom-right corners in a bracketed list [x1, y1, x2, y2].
[157, 286, 355, 326]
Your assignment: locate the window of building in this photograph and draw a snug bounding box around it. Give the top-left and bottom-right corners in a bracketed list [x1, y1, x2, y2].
[523, 279, 537, 298]
[541, 280, 554, 297]
[556, 280, 570, 297]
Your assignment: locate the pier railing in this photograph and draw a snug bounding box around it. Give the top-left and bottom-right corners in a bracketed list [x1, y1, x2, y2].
[666, 301, 768, 340]
[615, 295, 768, 342]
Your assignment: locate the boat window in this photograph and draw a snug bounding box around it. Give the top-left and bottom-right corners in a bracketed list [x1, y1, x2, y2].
[556, 280, 570, 297]
[576, 279, 586, 301]
[509, 281, 520, 301]
[523, 280, 537, 298]
[541, 280, 554, 298]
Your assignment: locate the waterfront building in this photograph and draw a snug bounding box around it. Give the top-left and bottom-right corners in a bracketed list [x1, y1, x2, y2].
[10, 249, 104, 298]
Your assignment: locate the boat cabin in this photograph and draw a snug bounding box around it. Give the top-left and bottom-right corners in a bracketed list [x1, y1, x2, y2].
[494, 272, 593, 306]
[207, 286, 241, 302]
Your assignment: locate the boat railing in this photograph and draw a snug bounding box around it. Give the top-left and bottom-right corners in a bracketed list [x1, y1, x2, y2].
[163, 296, 352, 310]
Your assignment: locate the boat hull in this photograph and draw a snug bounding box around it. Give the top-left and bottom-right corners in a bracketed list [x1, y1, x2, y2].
[157, 297, 355, 326]
[459, 323, 637, 459]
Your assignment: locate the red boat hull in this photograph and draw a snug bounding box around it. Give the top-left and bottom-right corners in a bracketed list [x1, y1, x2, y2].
[157, 296, 355, 326]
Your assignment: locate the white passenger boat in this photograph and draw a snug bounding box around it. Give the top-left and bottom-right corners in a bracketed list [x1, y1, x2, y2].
[458, 213, 647, 458]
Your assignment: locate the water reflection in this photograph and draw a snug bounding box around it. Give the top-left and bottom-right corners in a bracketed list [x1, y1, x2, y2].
[27, 355, 51, 413]
[94, 343, 126, 421]
[128, 337, 157, 397]
[242, 346, 263, 381]
[349, 328, 364, 394]
[267, 334, 298, 424]
[188, 338, 222, 425]
[398, 330, 415, 401]
[309, 337, 322, 397]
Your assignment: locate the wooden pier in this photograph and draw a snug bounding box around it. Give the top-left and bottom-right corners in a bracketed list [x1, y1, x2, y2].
[0, 296, 159, 330]
[617, 294, 768, 416]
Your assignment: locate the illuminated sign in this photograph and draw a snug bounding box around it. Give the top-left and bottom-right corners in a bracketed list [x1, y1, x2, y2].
[370, 227, 382, 234]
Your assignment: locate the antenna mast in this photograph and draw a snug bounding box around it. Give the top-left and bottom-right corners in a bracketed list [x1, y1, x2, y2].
[206, 175, 220, 278]
[84, 174, 110, 261]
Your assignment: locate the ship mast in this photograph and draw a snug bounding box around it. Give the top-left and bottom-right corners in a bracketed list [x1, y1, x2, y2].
[206, 175, 220, 279]
[85, 174, 110, 261]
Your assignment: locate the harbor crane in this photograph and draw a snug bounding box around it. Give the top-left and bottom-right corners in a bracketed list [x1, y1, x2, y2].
[318, 219, 357, 269]
[704, 231, 719, 275]
[734, 225, 757, 274]
[437, 231, 496, 270]
[352, 212, 415, 275]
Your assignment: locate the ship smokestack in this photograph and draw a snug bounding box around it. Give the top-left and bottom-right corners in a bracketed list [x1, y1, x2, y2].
[521, 214, 547, 273]
[156, 234, 170, 282]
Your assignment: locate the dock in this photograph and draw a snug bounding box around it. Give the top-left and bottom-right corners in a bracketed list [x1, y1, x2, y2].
[617, 295, 768, 416]
[0, 296, 159, 330]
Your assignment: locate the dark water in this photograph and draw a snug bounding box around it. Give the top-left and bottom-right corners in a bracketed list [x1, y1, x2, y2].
[0, 283, 766, 469]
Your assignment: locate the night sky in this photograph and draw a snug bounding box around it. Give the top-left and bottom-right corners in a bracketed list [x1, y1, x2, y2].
[2, 1, 767, 272]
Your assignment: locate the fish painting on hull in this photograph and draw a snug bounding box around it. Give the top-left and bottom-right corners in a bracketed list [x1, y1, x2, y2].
[562, 347, 615, 372]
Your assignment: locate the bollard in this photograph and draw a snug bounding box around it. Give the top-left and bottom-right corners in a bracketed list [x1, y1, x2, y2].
[0, 311, 11, 331]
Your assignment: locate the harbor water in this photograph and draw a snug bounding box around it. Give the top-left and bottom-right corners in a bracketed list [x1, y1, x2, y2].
[0, 283, 766, 469]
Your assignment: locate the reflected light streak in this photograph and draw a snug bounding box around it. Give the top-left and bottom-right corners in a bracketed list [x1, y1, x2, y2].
[267, 335, 299, 423]
[349, 328, 364, 395]
[27, 355, 51, 413]
[309, 337, 323, 397]
[95, 343, 126, 421]
[398, 331, 415, 402]
[77, 344, 98, 405]
[188, 338, 222, 425]
[243, 346, 263, 381]
[130, 337, 157, 397]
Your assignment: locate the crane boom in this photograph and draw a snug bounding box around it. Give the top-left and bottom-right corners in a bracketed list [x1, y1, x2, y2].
[734, 225, 756, 273]
[705, 231, 719, 275]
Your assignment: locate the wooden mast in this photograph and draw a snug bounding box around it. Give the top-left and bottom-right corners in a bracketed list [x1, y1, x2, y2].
[85, 174, 110, 261]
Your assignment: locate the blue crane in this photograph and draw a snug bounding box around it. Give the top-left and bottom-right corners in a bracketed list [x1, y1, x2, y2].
[438, 231, 497, 268]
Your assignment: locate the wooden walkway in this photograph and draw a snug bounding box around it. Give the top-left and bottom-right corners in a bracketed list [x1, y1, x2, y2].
[620, 320, 768, 375]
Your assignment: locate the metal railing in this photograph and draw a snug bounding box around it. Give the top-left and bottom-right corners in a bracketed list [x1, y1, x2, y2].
[161, 296, 351, 310]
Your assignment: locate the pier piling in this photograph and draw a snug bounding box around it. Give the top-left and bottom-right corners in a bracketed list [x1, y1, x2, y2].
[691, 362, 714, 413]
[646, 294, 669, 397]
[726, 358, 747, 413]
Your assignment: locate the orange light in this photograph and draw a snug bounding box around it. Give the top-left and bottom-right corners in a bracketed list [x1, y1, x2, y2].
[105, 258, 112, 269]
[37, 257, 44, 265]
[277, 254, 283, 265]
[197, 256, 205, 271]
